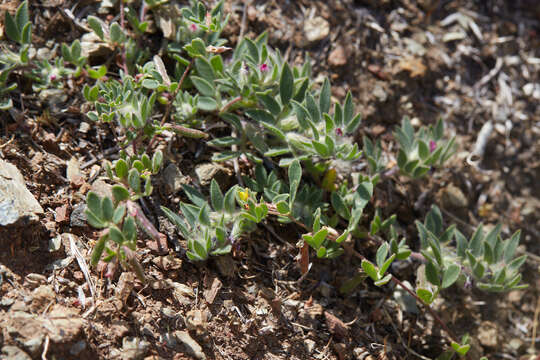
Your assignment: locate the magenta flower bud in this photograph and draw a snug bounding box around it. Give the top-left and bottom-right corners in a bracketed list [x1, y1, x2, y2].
[335, 127, 343, 136]
[189, 24, 197, 32]
[259, 63, 269, 72]
[50, 74, 57, 82]
[429, 140, 437, 153]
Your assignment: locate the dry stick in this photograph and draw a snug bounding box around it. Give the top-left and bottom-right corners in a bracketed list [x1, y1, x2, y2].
[147, 60, 193, 151]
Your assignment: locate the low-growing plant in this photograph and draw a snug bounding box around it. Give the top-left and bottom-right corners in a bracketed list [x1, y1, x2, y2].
[1, 0, 528, 357]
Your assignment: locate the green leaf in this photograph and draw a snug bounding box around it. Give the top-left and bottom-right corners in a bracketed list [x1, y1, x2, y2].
[112, 204, 126, 224]
[312, 228, 328, 249]
[223, 187, 237, 213]
[416, 288, 434, 304]
[343, 91, 354, 126]
[109, 22, 125, 43]
[306, 93, 320, 123]
[123, 216, 137, 242]
[288, 159, 301, 205]
[20, 22, 31, 44]
[111, 185, 129, 203]
[508, 255, 527, 273]
[86, 191, 102, 218]
[397, 149, 407, 169]
[504, 230, 521, 264]
[87, 16, 104, 40]
[109, 226, 125, 244]
[379, 254, 396, 276]
[331, 192, 350, 220]
[198, 96, 218, 111]
[183, 184, 207, 208]
[376, 242, 389, 268]
[361, 260, 379, 281]
[5, 11, 20, 43]
[319, 77, 331, 115]
[210, 179, 224, 211]
[468, 223, 484, 256]
[128, 168, 141, 193]
[256, 93, 281, 116]
[86, 210, 107, 229]
[101, 196, 114, 221]
[142, 79, 159, 89]
[374, 274, 392, 286]
[275, 201, 290, 215]
[115, 159, 128, 179]
[198, 204, 211, 226]
[425, 261, 440, 286]
[192, 240, 208, 260]
[345, 114, 361, 134]
[316, 247, 327, 258]
[246, 109, 275, 124]
[15, 1, 29, 31]
[441, 264, 460, 288]
[161, 206, 189, 237]
[195, 57, 215, 83]
[418, 140, 429, 160]
[191, 76, 215, 97]
[91, 234, 108, 266]
[152, 150, 163, 173]
[280, 63, 294, 105]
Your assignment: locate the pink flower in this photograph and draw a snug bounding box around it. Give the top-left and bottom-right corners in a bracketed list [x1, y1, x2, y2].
[189, 23, 198, 32]
[259, 63, 269, 72]
[429, 140, 437, 153]
[335, 127, 343, 136]
[50, 74, 57, 82]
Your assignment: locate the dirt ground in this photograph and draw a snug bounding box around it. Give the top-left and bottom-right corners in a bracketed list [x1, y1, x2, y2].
[0, 0, 539, 359]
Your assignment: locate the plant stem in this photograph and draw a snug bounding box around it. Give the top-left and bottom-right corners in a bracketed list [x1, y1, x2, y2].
[147, 59, 193, 151]
[219, 96, 242, 114]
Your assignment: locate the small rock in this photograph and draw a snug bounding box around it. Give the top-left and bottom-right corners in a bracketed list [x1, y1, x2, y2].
[304, 339, 316, 353]
[46, 305, 84, 343]
[152, 256, 183, 271]
[172, 283, 195, 306]
[30, 285, 55, 312]
[162, 163, 189, 194]
[174, 331, 206, 360]
[115, 272, 135, 305]
[440, 184, 468, 209]
[477, 321, 498, 348]
[324, 311, 349, 339]
[38, 89, 68, 111]
[113, 337, 149, 360]
[66, 157, 84, 187]
[1, 346, 32, 360]
[70, 341, 87, 356]
[304, 17, 329, 43]
[185, 309, 208, 335]
[0, 159, 43, 226]
[70, 203, 87, 227]
[24, 273, 47, 289]
[194, 163, 230, 187]
[80, 32, 113, 59]
[91, 179, 113, 199]
[328, 45, 347, 67]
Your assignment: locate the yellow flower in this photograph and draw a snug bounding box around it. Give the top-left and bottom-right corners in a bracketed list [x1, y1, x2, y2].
[238, 188, 249, 202]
